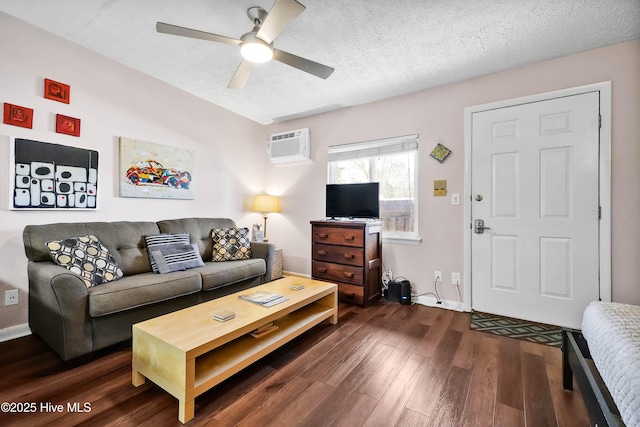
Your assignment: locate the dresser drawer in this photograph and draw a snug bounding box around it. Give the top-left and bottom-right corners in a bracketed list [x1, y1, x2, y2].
[337, 283, 364, 306]
[312, 261, 363, 286]
[312, 226, 364, 247]
[312, 243, 363, 266]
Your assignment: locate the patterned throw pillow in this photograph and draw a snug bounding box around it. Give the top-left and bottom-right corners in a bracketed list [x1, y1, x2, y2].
[145, 233, 191, 273]
[46, 235, 123, 288]
[150, 243, 205, 274]
[211, 227, 252, 261]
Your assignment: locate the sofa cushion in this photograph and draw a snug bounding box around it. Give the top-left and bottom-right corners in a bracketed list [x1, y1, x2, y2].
[144, 233, 191, 273]
[196, 258, 266, 292]
[46, 235, 124, 288]
[151, 243, 205, 274]
[211, 227, 252, 261]
[88, 270, 202, 317]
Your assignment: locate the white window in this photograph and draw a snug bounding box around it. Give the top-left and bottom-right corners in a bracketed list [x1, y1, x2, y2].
[327, 134, 420, 244]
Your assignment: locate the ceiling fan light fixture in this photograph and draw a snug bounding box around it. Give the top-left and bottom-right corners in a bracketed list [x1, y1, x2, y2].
[157, 2, 334, 89]
[240, 33, 273, 63]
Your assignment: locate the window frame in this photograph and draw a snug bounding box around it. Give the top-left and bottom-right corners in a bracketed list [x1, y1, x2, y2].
[327, 134, 421, 245]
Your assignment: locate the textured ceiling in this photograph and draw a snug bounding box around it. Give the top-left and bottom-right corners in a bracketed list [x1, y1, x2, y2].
[1, 0, 639, 124]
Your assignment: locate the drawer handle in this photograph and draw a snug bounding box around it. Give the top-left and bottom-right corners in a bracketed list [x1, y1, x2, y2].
[318, 267, 328, 273]
[344, 292, 355, 299]
[343, 272, 355, 278]
[317, 233, 329, 239]
[343, 254, 355, 259]
[344, 235, 355, 241]
[317, 250, 328, 256]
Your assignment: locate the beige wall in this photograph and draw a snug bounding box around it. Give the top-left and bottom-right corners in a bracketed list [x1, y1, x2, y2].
[0, 13, 266, 332]
[265, 39, 640, 307]
[1, 10, 638, 336]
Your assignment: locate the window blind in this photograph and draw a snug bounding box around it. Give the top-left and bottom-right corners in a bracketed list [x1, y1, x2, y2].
[327, 134, 418, 162]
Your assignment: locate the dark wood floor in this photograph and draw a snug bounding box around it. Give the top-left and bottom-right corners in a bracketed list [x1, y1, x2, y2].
[0, 301, 591, 427]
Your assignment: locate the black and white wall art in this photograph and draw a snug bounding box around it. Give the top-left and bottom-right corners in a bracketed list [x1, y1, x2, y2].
[10, 137, 98, 209]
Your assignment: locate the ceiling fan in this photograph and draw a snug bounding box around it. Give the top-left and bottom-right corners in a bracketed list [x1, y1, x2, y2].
[156, 0, 335, 89]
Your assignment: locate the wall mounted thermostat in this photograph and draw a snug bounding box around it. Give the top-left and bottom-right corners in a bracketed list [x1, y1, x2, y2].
[434, 180, 447, 196]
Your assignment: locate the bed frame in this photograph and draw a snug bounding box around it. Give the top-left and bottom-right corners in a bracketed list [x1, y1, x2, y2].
[562, 329, 625, 426]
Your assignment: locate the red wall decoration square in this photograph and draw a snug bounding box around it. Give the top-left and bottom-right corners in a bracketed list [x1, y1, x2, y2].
[56, 114, 81, 137]
[3, 103, 34, 129]
[44, 78, 70, 104]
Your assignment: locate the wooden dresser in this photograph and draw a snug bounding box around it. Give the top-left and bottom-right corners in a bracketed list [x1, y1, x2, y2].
[311, 220, 382, 307]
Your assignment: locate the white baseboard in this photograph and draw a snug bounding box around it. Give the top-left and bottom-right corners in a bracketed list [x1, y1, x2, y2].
[0, 323, 31, 343]
[283, 271, 311, 279]
[412, 295, 467, 312]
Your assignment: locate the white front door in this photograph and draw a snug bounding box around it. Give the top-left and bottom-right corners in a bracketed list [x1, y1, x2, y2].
[470, 91, 601, 329]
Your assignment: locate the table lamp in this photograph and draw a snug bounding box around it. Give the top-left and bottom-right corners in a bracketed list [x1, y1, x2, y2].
[253, 194, 280, 242]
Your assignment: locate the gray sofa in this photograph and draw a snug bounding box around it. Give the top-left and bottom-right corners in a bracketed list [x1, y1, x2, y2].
[22, 217, 275, 361]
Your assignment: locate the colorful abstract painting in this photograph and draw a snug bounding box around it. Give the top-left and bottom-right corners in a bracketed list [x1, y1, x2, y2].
[119, 137, 195, 199]
[10, 137, 98, 209]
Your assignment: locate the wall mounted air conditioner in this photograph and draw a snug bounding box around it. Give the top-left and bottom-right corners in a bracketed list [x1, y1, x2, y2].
[269, 128, 310, 164]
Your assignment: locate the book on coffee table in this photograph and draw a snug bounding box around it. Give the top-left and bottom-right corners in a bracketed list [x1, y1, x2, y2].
[239, 291, 288, 307]
[250, 323, 279, 338]
[252, 321, 275, 333]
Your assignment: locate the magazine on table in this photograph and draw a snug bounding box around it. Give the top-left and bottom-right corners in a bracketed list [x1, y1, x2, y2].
[239, 290, 288, 307]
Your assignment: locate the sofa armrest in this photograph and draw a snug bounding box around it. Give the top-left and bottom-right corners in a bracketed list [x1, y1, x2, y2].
[250, 241, 276, 283]
[28, 262, 93, 361]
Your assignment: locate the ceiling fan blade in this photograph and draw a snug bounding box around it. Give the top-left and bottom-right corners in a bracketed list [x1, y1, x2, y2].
[256, 0, 305, 44]
[156, 22, 241, 46]
[273, 49, 335, 79]
[228, 60, 255, 89]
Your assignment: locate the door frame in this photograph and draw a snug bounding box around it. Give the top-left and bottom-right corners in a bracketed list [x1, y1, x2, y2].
[462, 82, 612, 312]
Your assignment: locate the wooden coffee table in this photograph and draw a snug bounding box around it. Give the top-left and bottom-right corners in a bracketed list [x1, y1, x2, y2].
[132, 276, 338, 423]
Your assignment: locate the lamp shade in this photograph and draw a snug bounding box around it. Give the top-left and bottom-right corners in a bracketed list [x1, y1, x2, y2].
[253, 194, 280, 214]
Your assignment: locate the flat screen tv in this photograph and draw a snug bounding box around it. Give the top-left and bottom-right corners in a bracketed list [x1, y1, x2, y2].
[326, 182, 380, 219]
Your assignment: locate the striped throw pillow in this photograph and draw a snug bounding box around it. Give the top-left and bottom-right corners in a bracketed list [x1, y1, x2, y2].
[145, 233, 191, 273]
[150, 243, 205, 274]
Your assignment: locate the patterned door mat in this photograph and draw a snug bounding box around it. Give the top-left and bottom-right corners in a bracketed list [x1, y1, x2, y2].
[470, 311, 562, 347]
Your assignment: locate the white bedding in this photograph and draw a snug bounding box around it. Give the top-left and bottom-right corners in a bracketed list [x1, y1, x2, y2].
[582, 301, 640, 427]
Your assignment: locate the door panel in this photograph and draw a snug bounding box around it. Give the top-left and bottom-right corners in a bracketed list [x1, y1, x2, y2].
[471, 92, 600, 329]
[540, 147, 572, 218]
[491, 235, 518, 291]
[540, 237, 571, 297]
[492, 153, 518, 217]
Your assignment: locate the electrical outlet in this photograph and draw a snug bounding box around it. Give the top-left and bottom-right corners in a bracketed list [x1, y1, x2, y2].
[434, 271, 442, 282]
[451, 272, 461, 286]
[5, 289, 19, 306]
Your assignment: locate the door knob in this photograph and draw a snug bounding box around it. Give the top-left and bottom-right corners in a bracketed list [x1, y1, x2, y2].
[474, 219, 491, 234]
[475, 194, 483, 201]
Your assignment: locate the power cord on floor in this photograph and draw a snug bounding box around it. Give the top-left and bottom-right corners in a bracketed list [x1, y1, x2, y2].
[411, 277, 443, 305]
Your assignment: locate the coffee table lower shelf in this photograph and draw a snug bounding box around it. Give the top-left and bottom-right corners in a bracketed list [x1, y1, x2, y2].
[132, 278, 337, 423]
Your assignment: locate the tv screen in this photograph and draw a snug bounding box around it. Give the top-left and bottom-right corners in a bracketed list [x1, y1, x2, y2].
[326, 182, 380, 219]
